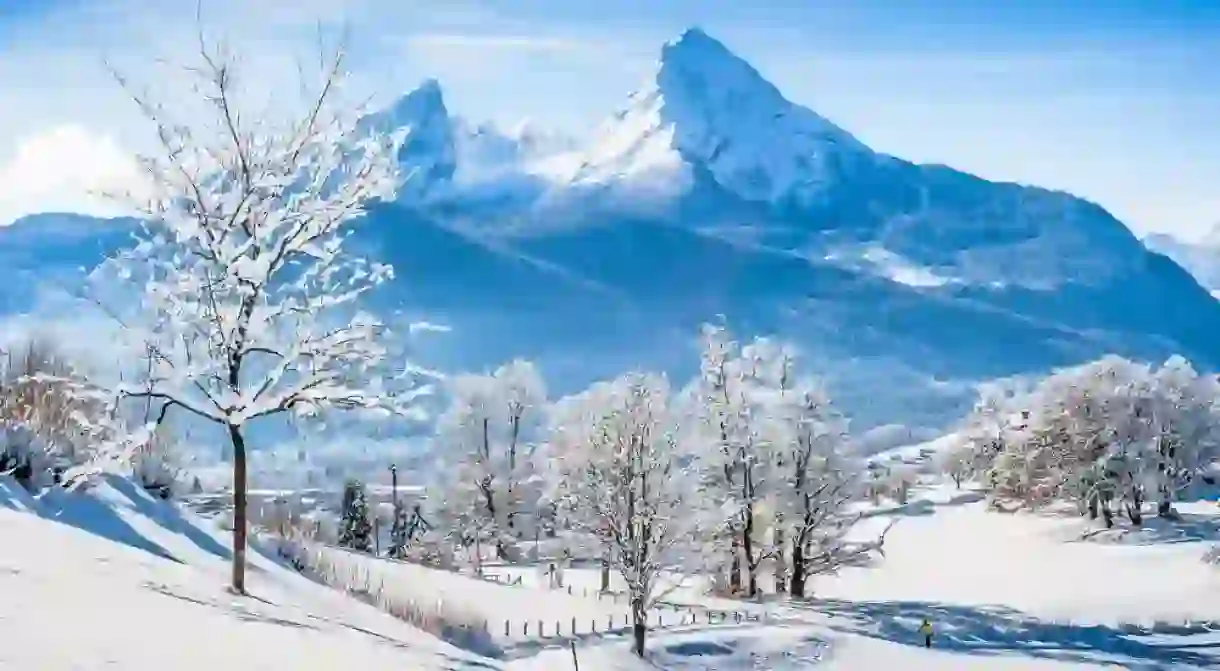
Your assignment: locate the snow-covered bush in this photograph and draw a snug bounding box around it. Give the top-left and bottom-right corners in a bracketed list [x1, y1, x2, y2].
[0, 424, 53, 490]
[0, 338, 116, 490]
[127, 421, 191, 499]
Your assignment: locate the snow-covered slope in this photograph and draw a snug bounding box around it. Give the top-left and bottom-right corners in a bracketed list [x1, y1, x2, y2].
[0, 475, 491, 670]
[5, 469, 1220, 669]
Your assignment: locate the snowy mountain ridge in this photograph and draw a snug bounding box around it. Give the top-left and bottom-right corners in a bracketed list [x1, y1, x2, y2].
[4, 27, 1220, 431]
[367, 28, 1149, 291]
[369, 27, 872, 214]
[1144, 229, 1220, 298]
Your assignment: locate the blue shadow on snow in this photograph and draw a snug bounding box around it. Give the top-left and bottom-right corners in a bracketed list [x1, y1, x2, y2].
[797, 598, 1220, 670]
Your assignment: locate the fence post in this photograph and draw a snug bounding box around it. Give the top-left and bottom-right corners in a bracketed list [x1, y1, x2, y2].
[538, 620, 544, 638]
[571, 616, 576, 636]
[608, 615, 613, 631]
[524, 621, 529, 636]
[505, 620, 509, 637]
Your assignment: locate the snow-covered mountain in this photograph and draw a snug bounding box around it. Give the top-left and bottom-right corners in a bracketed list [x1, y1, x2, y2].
[4, 27, 1220, 431]
[1144, 228, 1220, 297]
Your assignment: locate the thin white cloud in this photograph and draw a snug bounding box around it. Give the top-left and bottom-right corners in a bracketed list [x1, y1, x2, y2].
[0, 124, 143, 225]
[403, 33, 590, 53]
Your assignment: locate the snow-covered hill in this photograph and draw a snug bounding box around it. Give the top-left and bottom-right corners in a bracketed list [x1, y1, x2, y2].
[0, 475, 489, 670]
[5, 28, 1220, 431]
[6, 470, 1220, 670]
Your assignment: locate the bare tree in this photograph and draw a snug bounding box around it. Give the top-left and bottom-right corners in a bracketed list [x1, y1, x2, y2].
[552, 372, 689, 657]
[99, 31, 431, 594]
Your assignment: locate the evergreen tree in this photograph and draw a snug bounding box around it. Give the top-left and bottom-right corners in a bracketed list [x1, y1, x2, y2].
[338, 479, 373, 553]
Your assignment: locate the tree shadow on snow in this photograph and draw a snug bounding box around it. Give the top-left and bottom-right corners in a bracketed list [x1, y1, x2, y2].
[794, 598, 1220, 670]
[860, 490, 987, 520]
[103, 476, 234, 561]
[142, 581, 317, 631]
[1069, 513, 1220, 546]
[39, 488, 181, 563]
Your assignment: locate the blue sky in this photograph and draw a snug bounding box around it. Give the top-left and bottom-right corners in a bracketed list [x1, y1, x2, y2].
[0, 0, 1217, 239]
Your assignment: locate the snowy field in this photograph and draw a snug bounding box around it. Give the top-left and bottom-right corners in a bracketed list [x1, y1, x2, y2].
[0, 475, 489, 671]
[3, 468, 1220, 670]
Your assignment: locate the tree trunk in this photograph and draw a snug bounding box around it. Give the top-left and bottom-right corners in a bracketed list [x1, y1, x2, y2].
[600, 555, 611, 592]
[728, 535, 742, 594]
[789, 540, 806, 598]
[632, 622, 646, 657]
[1087, 494, 1098, 520]
[773, 525, 786, 595]
[228, 423, 248, 595]
[1126, 487, 1143, 526]
[742, 511, 757, 597]
[1126, 502, 1143, 526]
[1157, 484, 1174, 518]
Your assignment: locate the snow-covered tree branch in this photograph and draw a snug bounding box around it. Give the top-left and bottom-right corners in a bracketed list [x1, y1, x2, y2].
[433, 360, 547, 564]
[960, 355, 1220, 526]
[550, 372, 690, 657]
[96, 32, 434, 593]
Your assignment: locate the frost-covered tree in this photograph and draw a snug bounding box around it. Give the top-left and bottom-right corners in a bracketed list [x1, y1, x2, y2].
[435, 359, 547, 561]
[338, 479, 373, 553]
[548, 379, 618, 590]
[551, 372, 689, 657]
[751, 342, 888, 598]
[688, 324, 774, 596]
[962, 355, 1220, 526]
[96, 36, 432, 593]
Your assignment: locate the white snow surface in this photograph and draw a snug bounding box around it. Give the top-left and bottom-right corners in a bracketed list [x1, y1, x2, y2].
[4, 468, 1220, 670]
[0, 474, 487, 671]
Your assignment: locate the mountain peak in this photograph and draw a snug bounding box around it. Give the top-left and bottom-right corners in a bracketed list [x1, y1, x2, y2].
[568, 27, 871, 208]
[658, 27, 779, 101]
[664, 26, 735, 60]
[363, 78, 457, 199]
[382, 78, 448, 127]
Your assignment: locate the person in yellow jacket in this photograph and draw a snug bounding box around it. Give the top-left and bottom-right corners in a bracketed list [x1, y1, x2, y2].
[919, 618, 933, 648]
